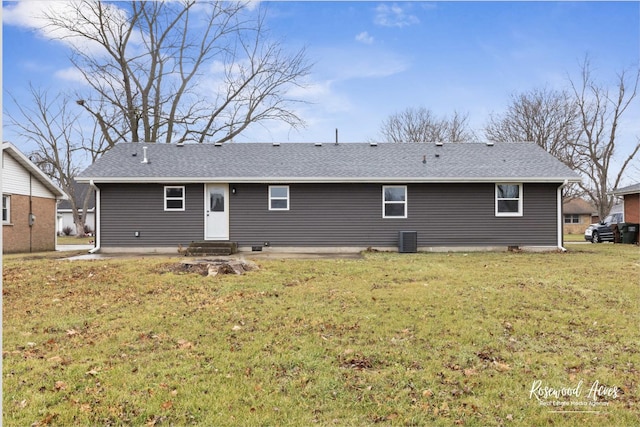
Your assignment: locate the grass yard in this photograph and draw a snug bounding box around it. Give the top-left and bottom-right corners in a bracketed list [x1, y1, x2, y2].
[563, 234, 587, 243]
[3, 244, 639, 426]
[56, 236, 95, 246]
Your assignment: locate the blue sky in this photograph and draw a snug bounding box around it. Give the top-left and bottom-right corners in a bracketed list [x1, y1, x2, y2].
[2, 1, 639, 178]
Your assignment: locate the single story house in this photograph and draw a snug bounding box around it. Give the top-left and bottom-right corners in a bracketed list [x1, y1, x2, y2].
[76, 141, 581, 253]
[562, 198, 597, 234]
[57, 182, 96, 236]
[3, 142, 66, 253]
[611, 183, 639, 224]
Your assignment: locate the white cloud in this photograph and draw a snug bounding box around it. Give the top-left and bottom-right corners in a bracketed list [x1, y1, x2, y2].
[316, 47, 410, 81]
[3, 0, 136, 55]
[2, 0, 50, 28]
[53, 67, 89, 85]
[355, 31, 374, 45]
[374, 3, 419, 28]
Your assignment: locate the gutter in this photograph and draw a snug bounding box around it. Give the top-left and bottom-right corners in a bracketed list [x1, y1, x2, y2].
[76, 176, 583, 185]
[557, 179, 569, 252]
[88, 180, 101, 254]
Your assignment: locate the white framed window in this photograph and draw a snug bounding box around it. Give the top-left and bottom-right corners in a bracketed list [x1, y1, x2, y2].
[164, 186, 185, 211]
[495, 183, 522, 217]
[564, 214, 580, 224]
[383, 185, 407, 218]
[2, 195, 10, 223]
[269, 185, 289, 211]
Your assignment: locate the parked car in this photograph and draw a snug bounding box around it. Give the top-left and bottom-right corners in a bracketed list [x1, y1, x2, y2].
[584, 212, 624, 243]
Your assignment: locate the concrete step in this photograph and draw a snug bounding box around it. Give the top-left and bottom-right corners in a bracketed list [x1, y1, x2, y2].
[184, 241, 237, 256]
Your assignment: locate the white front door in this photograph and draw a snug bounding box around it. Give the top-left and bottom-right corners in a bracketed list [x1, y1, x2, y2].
[205, 184, 229, 240]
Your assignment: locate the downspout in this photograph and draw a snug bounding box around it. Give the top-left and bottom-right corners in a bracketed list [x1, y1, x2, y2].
[29, 173, 33, 253]
[557, 179, 569, 252]
[88, 180, 101, 254]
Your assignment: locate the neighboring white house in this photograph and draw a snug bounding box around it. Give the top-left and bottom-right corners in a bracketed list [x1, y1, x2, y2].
[57, 182, 96, 235]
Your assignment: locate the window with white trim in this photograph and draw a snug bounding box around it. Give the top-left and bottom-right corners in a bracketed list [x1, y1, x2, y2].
[383, 185, 407, 218]
[269, 186, 289, 211]
[2, 195, 10, 223]
[164, 186, 185, 211]
[495, 184, 522, 216]
[564, 214, 580, 224]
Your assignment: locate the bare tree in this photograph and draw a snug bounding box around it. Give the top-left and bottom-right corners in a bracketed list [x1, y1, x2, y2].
[484, 87, 581, 165]
[5, 85, 107, 236]
[569, 59, 640, 219]
[43, 0, 311, 145]
[379, 107, 476, 143]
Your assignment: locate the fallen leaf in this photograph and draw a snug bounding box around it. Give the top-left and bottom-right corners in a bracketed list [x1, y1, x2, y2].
[493, 361, 511, 372]
[422, 389, 433, 398]
[38, 413, 57, 425]
[161, 400, 173, 410]
[66, 329, 79, 337]
[54, 381, 67, 391]
[177, 339, 193, 349]
[86, 368, 100, 376]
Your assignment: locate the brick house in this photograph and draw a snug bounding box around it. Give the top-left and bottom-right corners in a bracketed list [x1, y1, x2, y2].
[2, 142, 66, 253]
[612, 183, 640, 224]
[562, 198, 597, 235]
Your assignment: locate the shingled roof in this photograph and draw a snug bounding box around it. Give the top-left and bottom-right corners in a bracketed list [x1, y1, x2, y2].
[76, 141, 581, 184]
[611, 183, 640, 196]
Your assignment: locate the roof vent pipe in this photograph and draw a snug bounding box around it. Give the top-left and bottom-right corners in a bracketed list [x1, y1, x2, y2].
[141, 146, 149, 164]
[335, 128, 338, 145]
[487, 141, 494, 147]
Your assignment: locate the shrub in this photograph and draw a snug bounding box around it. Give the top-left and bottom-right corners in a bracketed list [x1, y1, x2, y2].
[62, 226, 73, 236]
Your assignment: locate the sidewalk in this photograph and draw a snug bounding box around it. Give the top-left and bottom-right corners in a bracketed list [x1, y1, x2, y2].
[56, 244, 95, 252]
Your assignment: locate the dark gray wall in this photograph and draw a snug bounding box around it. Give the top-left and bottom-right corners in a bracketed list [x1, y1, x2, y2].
[229, 182, 559, 248]
[99, 183, 204, 247]
[98, 182, 559, 248]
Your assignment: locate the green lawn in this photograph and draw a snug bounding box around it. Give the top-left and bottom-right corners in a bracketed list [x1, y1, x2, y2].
[3, 244, 639, 426]
[57, 236, 95, 245]
[564, 233, 587, 242]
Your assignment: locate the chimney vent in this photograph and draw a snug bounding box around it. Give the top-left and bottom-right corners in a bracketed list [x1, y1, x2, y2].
[141, 146, 149, 164]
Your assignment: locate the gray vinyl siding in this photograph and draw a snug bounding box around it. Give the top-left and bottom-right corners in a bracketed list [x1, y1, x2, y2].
[99, 183, 204, 247]
[229, 183, 559, 248]
[99, 182, 559, 249]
